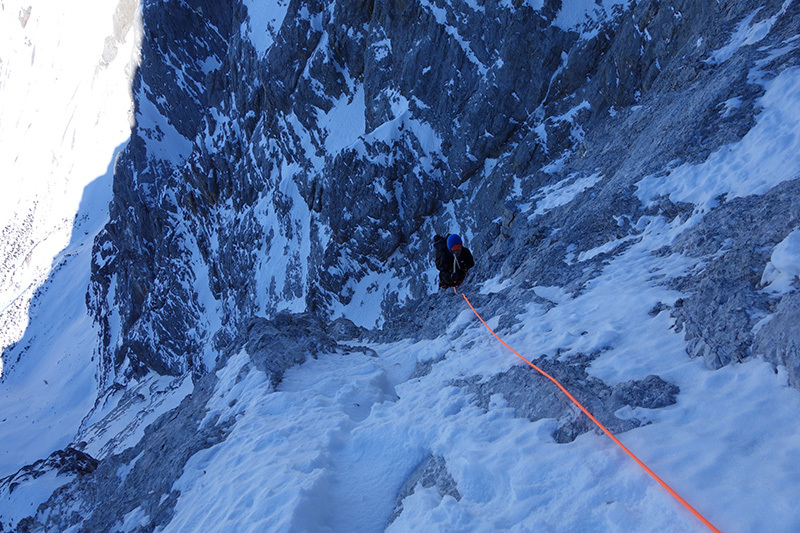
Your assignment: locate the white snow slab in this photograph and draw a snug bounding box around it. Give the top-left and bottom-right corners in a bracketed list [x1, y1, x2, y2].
[636, 67, 800, 211]
[241, 0, 291, 57]
[760, 228, 800, 294]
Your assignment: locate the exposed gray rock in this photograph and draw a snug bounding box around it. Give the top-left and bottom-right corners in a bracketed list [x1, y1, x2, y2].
[754, 291, 800, 389]
[0, 448, 98, 532]
[235, 311, 338, 387]
[611, 375, 681, 411]
[328, 316, 367, 342]
[669, 179, 800, 370]
[371, 285, 537, 344]
[389, 454, 462, 525]
[0, 447, 97, 496]
[88, 0, 238, 386]
[454, 354, 679, 444]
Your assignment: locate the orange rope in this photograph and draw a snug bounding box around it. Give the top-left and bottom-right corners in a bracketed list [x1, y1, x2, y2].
[455, 287, 721, 533]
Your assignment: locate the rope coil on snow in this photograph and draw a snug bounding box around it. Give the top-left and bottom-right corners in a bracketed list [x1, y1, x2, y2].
[455, 287, 722, 533]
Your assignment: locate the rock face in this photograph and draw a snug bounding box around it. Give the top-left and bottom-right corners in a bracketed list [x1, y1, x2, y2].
[754, 290, 800, 388]
[454, 356, 679, 444]
[84, 0, 800, 393]
[232, 311, 338, 388]
[89, 0, 239, 385]
[5, 0, 800, 530]
[669, 179, 800, 370]
[0, 447, 98, 496]
[0, 448, 98, 532]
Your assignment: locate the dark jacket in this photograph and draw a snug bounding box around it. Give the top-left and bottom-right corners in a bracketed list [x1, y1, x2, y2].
[434, 234, 474, 288]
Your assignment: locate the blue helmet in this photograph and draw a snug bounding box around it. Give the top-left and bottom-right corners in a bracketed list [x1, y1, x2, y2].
[446, 234, 463, 251]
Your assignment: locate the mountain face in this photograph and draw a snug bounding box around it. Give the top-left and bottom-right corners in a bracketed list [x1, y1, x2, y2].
[2, 0, 800, 531]
[88, 0, 800, 386]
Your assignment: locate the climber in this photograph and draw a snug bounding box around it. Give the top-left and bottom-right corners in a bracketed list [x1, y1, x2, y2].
[433, 233, 474, 289]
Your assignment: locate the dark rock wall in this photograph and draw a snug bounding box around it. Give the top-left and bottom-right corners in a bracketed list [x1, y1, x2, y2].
[87, 0, 800, 391]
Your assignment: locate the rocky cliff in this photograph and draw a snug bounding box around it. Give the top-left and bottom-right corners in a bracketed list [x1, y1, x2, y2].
[87, 0, 800, 389]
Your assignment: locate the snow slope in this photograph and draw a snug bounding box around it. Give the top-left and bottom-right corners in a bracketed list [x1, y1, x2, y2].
[0, 0, 141, 367]
[159, 211, 800, 533]
[0, 0, 141, 476]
